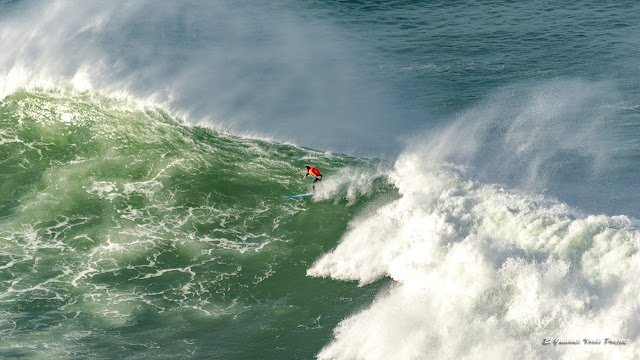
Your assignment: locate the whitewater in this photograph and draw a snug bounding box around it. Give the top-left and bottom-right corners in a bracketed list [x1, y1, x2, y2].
[311, 156, 640, 359]
[2, 0, 640, 359]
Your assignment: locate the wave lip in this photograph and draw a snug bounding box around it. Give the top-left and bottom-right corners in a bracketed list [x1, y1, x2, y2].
[309, 153, 640, 359]
[0, 0, 408, 157]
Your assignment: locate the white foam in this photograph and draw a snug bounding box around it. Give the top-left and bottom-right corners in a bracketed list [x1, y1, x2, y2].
[310, 152, 640, 359]
[313, 164, 391, 204]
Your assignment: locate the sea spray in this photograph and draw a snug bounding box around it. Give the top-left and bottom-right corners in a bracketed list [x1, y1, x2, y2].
[0, 0, 406, 156]
[310, 153, 640, 359]
[312, 164, 394, 205]
[3, 0, 640, 358]
[402, 79, 637, 218]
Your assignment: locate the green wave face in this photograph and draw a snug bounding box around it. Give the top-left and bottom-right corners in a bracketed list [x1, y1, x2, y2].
[0, 88, 394, 359]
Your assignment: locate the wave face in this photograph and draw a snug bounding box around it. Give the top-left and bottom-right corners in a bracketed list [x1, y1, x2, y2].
[0, 88, 394, 358]
[2, 0, 640, 359]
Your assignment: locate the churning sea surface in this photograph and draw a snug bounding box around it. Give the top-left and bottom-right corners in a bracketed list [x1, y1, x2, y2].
[1, 0, 640, 359]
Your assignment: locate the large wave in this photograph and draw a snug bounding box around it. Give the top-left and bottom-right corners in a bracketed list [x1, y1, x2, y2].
[307, 79, 640, 359]
[0, 0, 410, 157]
[3, 1, 640, 359]
[0, 87, 394, 358]
[309, 151, 640, 359]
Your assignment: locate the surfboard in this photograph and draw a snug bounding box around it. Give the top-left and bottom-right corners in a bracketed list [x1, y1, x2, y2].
[282, 193, 314, 198]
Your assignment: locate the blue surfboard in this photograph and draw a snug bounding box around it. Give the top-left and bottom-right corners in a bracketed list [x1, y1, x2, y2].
[282, 193, 314, 198]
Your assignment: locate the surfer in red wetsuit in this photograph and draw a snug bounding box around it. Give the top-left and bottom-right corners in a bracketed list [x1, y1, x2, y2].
[303, 166, 322, 191]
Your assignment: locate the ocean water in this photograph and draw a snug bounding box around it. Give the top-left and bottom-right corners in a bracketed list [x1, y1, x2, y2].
[1, 1, 640, 359]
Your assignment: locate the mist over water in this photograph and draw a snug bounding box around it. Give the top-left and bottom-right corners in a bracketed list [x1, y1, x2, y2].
[2, 0, 640, 359]
[409, 79, 638, 217]
[0, 0, 411, 157]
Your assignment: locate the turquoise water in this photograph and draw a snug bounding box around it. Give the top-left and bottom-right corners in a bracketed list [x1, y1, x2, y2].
[1, 1, 640, 359]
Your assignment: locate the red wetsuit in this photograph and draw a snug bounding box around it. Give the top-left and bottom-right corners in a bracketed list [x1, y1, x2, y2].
[307, 168, 322, 177]
[306, 167, 322, 191]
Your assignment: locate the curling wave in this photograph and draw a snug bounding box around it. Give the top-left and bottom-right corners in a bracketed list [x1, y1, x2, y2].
[309, 152, 640, 360]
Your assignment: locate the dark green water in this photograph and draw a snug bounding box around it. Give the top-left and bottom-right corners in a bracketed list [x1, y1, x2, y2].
[0, 89, 393, 359]
[2, 0, 640, 359]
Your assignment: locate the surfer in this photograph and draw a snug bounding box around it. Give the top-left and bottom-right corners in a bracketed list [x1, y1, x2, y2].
[303, 165, 322, 191]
